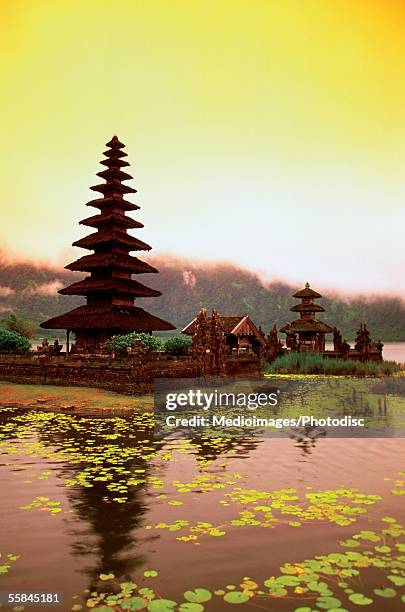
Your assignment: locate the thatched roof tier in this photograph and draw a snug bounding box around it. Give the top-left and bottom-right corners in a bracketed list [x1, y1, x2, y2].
[100, 157, 130, 169]
[102, 148, 128, 159]
[59, 277, 161, 297]
[182, 315, 242, 335]
[72, 229, 151, 251]
[106, 135, 125, 148]
[182, 313, 265, 347]
[290, 303, 325, 313]
[90, 181, 137, 196]
[41, 305, 175, 331]
[293, 283, 322, 299]
[183, 314, 262, 337]
[86, 196, 140, 212]
[280, 320, 334, 334]
[40, 135, 175, 340]
[80, 212, 144, 230]
[65, 253, 158, 274]
[96, 168, 133, 181]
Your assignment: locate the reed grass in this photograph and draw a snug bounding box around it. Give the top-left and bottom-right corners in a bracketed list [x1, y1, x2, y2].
[265, 352, 400, 376]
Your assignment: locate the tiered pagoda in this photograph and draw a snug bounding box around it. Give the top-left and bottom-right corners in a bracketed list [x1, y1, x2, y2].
[280, 282, 334, 352]
[41, 135, 175, 351]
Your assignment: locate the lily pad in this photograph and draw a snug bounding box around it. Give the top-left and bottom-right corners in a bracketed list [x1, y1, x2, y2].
[388, 575, 405, 586]
[373, 587, 396, 598]
[183, 589, 212, 603]
[223, 591, 250, 604]
[121, 597, 147, 610]
[316, 596, 342, 609]
[147, 600, 176, 611]
[348, 593, 373, 605]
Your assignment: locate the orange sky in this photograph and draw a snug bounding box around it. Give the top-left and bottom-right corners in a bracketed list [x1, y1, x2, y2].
[1, 0, 405, 295]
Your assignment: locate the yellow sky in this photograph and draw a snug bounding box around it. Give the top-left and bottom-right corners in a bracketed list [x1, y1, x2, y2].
[1, 0, 405, 294]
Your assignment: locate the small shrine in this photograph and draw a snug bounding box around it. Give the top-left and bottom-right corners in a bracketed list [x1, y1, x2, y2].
[182, 312, 265, 355]
[277, 283, 383, 362]
[280, 283, 334, 352]
[41, 136, 175, 351]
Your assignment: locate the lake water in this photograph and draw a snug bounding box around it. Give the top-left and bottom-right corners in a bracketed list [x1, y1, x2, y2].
[382, 342, 405, 364]
[0, 379, 405, 611]
[324, 341, 405, 364]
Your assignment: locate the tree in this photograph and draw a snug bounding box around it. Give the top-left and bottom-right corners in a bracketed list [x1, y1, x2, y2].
[0, 329, 31, 353]
[106, 332, 162, 354]
[1, 314, 35, 339]
[164, 336, 192, 356]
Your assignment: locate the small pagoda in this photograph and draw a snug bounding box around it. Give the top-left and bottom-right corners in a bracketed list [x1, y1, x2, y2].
[41, 135, 175, 351]
[280, 282, 334, 352]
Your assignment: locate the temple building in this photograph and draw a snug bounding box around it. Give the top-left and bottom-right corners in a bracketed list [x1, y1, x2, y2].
[41, 136, 175, 351]
[280, 282, 334, 352]
[182, 312, 265, 354]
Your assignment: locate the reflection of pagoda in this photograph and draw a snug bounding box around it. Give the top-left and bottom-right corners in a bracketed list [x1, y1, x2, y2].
[280, 282, 334, 352]
[41, 136, 175, 351]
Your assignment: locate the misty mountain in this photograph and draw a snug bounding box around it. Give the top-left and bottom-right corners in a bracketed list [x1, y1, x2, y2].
[0, 255, 404, 341]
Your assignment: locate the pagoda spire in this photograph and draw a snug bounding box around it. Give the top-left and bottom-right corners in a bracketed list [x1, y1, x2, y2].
[41, 136, 175, 349]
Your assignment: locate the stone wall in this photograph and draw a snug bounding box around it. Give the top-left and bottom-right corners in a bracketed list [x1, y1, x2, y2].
[0, 352, 261, 395]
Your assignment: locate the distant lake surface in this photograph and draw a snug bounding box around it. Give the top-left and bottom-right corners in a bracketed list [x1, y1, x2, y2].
[381, 342, 405, 364]
[324, 341, 405, 364]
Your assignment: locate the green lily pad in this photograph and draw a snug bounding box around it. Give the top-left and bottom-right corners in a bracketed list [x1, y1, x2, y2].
[388, 575, 405, 586]
[144, 570, 158, 578]
[267, 585, 288, 597]
[316, 596, 342, 609]
[308, 581, 330, 593]
[178, 604, 204, 612]
[121, 597, 147, 611]
[183, 589, 212, 603]
[280, 563, 299, 574]
[147, 600, 176, 611]
[276, 576, 300, 586]
[374, 545, 391, 553]
[348, 593, 373, 605]
[223, 591, 250, 604]
[373, 588, 396, 598]
[340, 539, 360, 548]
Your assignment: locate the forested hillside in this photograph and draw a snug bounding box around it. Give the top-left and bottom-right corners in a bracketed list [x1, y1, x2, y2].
[0, 255, 404, 341]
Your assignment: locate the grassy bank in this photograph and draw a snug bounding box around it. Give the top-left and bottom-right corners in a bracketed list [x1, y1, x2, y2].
[0, 381, 152, 413]
[265, 352, 401, 376]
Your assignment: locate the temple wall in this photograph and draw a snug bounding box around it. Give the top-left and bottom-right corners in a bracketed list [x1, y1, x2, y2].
[0, 353, 261, 395]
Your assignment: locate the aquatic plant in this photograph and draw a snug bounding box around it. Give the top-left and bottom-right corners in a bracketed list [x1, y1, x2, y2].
[71, 517, 405, 610]
[0, 552, 19, 576]
[1, 396, 404, 612]
[266, 353, 401, 376]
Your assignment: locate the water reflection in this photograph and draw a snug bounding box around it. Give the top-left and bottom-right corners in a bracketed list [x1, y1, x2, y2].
[35, 415, 157, 588]
[5, 409, 262, 592]
[1, 376, 404, 607]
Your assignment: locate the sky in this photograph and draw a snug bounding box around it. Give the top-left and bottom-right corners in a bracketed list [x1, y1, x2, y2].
[1, 0, 405, 296]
